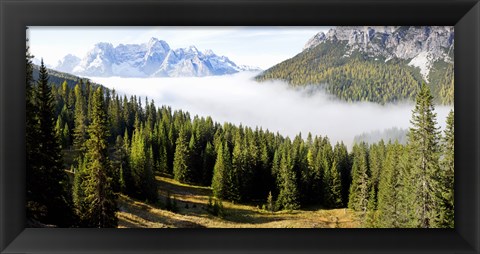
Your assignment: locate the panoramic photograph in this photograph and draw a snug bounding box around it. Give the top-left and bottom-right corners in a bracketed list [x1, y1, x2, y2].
[26, 26, 454, 228]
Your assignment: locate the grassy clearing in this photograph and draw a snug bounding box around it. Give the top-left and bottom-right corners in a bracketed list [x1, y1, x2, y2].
[117, 174, 361, 228]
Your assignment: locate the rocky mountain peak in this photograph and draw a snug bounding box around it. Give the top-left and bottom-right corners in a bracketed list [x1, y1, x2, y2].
[304, 26, 454, 81]
[58, 38, 259, 78]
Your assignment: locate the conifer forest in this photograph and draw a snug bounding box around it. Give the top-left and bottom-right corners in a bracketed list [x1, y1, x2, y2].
[26, 26, 454, 228]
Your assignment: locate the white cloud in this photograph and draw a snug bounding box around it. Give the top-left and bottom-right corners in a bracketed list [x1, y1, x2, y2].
[90, 72, 453, 149]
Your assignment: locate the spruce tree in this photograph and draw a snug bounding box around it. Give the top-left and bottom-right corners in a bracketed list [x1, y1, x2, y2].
[348, 142, 370, 213]
[73, 83, 88, 153]
[212, 142, 229, 198]
[437, 110, 454, 228]
[276, 142, 300, 210]
[82, 87, 118, 227]
[328, 160, 343, 208]
[231, 131, 246, 202]
[130, 127, 157, 202]
[120, 130, 135, 195]
[29, 60, 74, 226]
[201, 141, 215, 186]
[333, 142, 351, 207]
[407, 83, 441, 228]
[377, 141, 404, 228]
[26, 47, 42, 222]
[73, 157, 88, 225]
[173, 127, 191, 183]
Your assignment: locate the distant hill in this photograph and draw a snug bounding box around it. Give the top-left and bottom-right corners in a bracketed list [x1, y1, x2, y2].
[256, 26, 454, 105]
[32, 64, 103, 89]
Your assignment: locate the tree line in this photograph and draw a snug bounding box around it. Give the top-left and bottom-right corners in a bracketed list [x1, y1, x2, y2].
[26, 51, 454, 228]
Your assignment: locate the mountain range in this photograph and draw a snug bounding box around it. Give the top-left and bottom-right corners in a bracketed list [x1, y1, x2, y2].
[303, 26, 453, 82]
[54, 37, 260, 77]
[256, 26, 454, 104]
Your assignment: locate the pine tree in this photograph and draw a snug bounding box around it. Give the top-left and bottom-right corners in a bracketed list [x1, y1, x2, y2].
[201, 141, 215, 186]
[144, 145, 158, 202]
[173, 127, 191, 183]
[212, 142, 229, 198]
[130, 126, 158, 202]
[396, 144, 418, 227]
[231, 130, 246, 202]
[26, 46, 43, 222]
[377, 141, 404, 228]
[62, 123, 71, 148]
[29, 60, 74, 226]
[328, 160, 343, 208]
[73, 157, 88, 225]
[120, 130, 135, 195]
[156, 130, 169, 174]
[348, 142, 370, 213]
[73, 82, 88, 153]
[407, 83, 441, 228]
[81, 87, 118, 227]
[437, 110, 454, 228]
[276, 142, 300, 210]
[333, 142, 351, 207]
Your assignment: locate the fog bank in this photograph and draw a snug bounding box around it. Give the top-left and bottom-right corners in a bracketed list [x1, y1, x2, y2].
[90, 72, 453, 148]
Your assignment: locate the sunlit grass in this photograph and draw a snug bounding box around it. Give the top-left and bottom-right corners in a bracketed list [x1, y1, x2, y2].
[117, 175, 361, 228]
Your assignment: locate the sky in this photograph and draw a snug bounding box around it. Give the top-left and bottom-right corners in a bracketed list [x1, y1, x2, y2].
[27, 26, 331, 69]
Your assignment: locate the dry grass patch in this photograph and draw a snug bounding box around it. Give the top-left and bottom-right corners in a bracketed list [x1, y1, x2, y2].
[117, 175, 361, 228]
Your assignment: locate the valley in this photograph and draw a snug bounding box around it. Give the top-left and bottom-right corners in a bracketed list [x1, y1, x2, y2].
[26, 26, 455, 229]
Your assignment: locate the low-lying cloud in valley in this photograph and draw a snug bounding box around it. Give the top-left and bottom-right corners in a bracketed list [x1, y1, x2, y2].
[90, 72, 453, 148]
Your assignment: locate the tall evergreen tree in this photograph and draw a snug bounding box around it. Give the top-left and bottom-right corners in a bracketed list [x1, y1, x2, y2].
[377, 141, 405, 228]
[26, 46, 42, 222]
[437, 110, 454, 228]
[73, 82, 88, 153]
[276, 141, 300, 210]
[120, 130, 135, 195]
[327, 160, 343, 208]
[348, 142, 370, 213]
[28, 60, 74, 226]
[173, 127, 191, 183]
[81, 87, 118, 227]
[130, 127, 158, 202]
[333, 142, 351, 206]
[212, 142, 230, 198]
[407, 83, 441, 228]
[201, 141, 216, 186]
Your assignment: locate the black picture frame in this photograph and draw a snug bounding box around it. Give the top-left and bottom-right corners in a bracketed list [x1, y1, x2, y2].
[1, 0, 479, 253]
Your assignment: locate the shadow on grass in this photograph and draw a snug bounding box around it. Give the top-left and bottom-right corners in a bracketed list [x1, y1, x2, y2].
[156, 174, 212, 197]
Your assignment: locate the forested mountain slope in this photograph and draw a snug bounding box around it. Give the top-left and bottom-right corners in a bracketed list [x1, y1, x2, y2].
[256, 26, 454, 105]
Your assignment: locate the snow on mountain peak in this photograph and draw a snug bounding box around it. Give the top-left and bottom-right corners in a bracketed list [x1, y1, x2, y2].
[55, 54, 81, 73]
[60, 38, 260, 78]
[204, 49, 215, 56]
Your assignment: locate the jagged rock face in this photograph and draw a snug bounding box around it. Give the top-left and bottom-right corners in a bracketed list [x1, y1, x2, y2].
[304, 26, 454, 81]
[64, 37, 260, 78]
[305, 26, 453, 59]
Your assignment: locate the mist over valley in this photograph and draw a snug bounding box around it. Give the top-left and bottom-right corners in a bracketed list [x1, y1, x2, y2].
[91, 72, 452, 148]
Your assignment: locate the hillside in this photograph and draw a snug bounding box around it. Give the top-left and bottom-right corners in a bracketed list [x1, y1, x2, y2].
[32, 64, 102, 89]
[255, 26, 454, 105]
